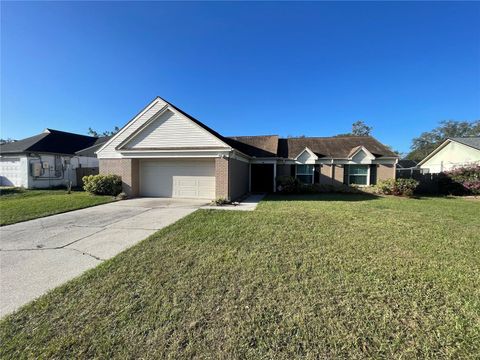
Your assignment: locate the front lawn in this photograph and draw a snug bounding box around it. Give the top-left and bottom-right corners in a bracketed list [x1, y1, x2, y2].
[0, 188, 115, 226]
[1, 194, 479, 358]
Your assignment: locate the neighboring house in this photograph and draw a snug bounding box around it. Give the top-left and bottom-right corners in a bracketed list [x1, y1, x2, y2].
[97, 97, 398, 200]
[397, 159, 418, 169]
[0, 129, 108, 188]
[418, 137, 480, 173]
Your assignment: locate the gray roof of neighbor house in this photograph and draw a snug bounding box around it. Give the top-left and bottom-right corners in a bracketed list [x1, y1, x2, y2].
[75, 136, 111, 157]
[450, 137, 480, 151]
[397, 159, 418, 168]
[0, 129, 100, 156]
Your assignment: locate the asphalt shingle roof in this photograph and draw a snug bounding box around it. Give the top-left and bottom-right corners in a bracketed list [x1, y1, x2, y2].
[277, 136, 397, 159]
[450, 137, 480, 151]
[226, 136, 279, 157]
[158, 97, 397, 159]
[0, 129, 99, 156]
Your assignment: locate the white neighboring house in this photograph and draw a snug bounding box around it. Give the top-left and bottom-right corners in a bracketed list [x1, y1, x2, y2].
[0, 129, 108, 188]
[418, 137, 480, 173]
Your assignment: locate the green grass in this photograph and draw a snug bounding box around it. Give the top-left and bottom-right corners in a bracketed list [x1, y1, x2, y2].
[0, 188, 115, 226]
[1, 194, 479, 358]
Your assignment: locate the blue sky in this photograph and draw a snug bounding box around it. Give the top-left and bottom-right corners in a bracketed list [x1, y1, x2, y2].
[1, 1, 479, 153]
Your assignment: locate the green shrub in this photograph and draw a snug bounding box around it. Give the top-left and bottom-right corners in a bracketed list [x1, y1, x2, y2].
[375, 178, 419, 197]
[83, 174, 122, 196]
[276, 176, 303, 193]
[276, 176, 363, 194]
[212, 197, 229, 206]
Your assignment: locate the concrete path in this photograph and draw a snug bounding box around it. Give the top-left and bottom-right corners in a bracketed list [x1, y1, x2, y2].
[0, 198, 206, 317]
[202, 193, 265, 211]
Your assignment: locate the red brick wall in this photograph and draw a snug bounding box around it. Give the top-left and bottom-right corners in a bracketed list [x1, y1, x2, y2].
[377, 164, 396, 182]
[99, 159, 139, 197]
[215, 157, 229, 199]
[332, 164, 344, 185]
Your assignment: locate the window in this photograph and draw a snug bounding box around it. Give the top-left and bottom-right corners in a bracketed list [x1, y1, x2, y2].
[348, 165, 369, 185]
[296, 164, 314, 184]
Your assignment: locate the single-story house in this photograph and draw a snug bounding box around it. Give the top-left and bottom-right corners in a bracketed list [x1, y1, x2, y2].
[418, 137, 480, 173]
[0, 129, 108, 188]
[97, 97, 398, 200]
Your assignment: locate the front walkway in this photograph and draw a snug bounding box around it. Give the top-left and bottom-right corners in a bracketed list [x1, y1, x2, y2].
[0, 198, 207, 317]
[201, 193, 265, 211]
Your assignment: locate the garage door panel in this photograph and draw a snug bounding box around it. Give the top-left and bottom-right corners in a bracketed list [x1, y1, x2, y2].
[0, 158, 22, 187]
[140, 160, 215, 199]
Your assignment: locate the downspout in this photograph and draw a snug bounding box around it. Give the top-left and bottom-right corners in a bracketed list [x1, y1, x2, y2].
[331, 158, 334, 185]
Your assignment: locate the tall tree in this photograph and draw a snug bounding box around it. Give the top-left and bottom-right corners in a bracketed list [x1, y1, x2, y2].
[406, 120, 480, 161]
[351, 120, 372, 136]
[88, 126, 120, 137]
[335, 120, 373, 137]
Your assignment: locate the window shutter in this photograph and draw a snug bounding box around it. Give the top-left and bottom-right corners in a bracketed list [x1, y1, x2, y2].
[314, 165, 320, 183]
[290, 165, 295, 177]
[343, 165, 349, 185]
[370, 164, 377, 185]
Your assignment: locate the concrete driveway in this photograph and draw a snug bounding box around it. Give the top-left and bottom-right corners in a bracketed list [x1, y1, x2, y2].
[0, 198, 206, 317]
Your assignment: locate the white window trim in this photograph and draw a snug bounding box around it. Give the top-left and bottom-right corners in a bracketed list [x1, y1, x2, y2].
[347, 164, 370, 186]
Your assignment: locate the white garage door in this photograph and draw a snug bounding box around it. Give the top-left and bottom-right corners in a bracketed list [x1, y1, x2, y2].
[139, 159, 216, 199]
[0, 158, 22, 186]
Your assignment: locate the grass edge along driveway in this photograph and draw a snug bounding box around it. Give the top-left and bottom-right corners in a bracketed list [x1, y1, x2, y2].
[1, 194, 479, 358]
[0, 188, 115, 226]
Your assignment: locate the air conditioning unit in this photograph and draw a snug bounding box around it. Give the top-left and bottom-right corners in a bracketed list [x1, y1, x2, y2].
[32, 163, 42, 177]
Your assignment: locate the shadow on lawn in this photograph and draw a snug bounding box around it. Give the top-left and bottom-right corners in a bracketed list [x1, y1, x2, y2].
[262, 192, 381, 202]
[0, 187, 26, 196]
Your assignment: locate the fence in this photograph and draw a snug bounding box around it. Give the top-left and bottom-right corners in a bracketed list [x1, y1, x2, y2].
[396, 168, 472, 194]
[75, 167, 99, 187]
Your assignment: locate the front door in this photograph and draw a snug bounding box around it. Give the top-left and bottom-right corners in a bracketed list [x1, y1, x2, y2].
[251, 164, 274, 193]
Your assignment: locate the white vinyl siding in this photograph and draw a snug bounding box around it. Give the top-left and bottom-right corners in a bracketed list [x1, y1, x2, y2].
[139, 159, 215, 199]
[97, 99, 229, 159]
[420, 141, 480, 173]
[124, 110, 226, 149]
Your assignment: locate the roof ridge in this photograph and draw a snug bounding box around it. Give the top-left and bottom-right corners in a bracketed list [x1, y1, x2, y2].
[450, 136, 480, 139]
[228, 135, 279, 138]
[45, 128, 98, 139]
[286, 135, 374, 140]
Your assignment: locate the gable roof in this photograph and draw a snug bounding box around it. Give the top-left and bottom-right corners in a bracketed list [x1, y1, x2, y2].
[0, 129, 99, 156]
[97, 97, 235, 156]
[294, 147, 318, 161]
[450, 137, 480, 151]
[277, 136, 397, 159]
[96, 96, 398, 161]
[417, 137, 480, 166]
